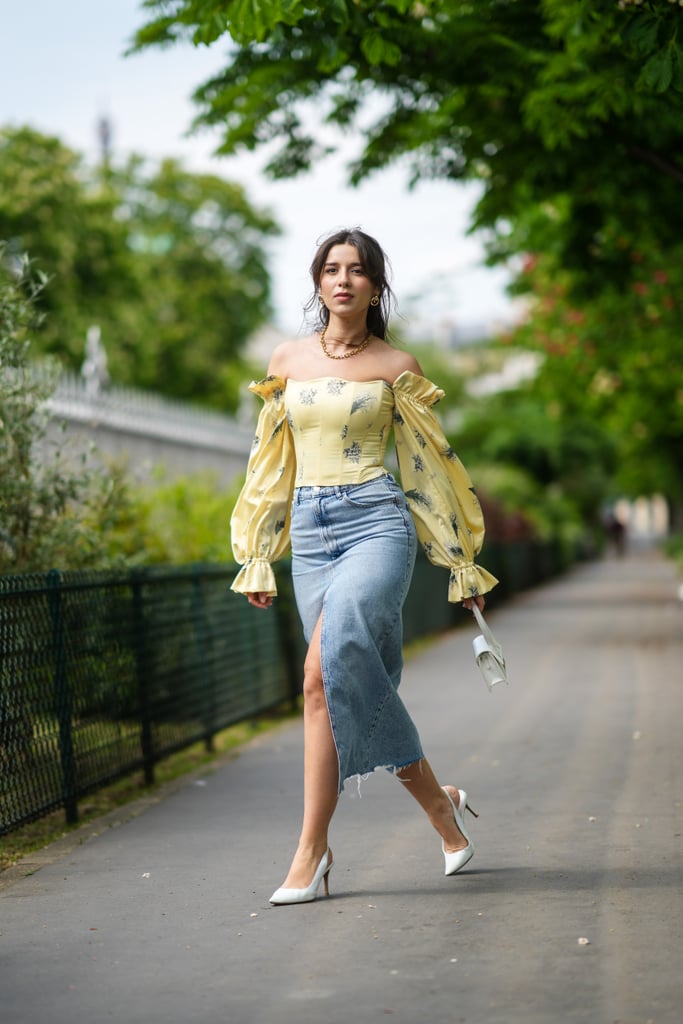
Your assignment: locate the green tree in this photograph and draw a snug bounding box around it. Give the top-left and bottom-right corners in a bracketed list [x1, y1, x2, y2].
[0, 127, 136, 365]
[0, 126, 280, 410]
[103, 154, 280, 406]
[132, 0, 683, 289]
[455, 383, 618, 535]
[509, 239, 683, 525]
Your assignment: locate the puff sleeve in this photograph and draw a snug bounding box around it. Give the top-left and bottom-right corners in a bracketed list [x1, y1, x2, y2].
[392, 371, 499, 603]
[230, 376, 296, 597]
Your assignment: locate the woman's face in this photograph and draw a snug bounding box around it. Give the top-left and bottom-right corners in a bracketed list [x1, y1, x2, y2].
[318, 243, 377, 318]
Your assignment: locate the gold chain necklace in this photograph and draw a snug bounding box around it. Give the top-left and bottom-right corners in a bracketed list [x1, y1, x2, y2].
[320, 324, 373, 360]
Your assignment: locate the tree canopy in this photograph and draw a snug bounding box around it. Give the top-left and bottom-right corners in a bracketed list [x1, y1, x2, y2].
[132, 0, 683, 290]
[0, 126, 280, 409]
[509, 234, 683, 514]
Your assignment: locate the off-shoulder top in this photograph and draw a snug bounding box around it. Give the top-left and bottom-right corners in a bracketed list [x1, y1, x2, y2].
[286, 377, 394, 486]
[230, 372, 498, 603]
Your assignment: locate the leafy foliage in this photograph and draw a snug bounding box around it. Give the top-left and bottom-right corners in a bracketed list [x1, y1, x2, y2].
[98, 467, 242, 566]
[0, 126, 280, 410]
[132, 1, 683, 288]
[508, 235, 683, 518]
[451, 380, 616, 545]
[0, 251, 129, 573]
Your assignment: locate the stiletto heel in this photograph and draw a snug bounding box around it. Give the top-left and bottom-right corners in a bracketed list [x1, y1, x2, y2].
[442, 787, 475, 876]
[269, 850, 334, 905]
[465, 800, 479, 819]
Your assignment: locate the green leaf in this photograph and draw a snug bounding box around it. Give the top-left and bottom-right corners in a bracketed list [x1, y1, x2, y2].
[622, 12, 660, 57]
[226, 0, 272, 43]
[360, 29, 402, 67]
[672, 43, 683, 92]
[326, 0, 350, 27]
[639, 46, 674, 93]
[202, 0, 306, 45]
[317, 37, 349, 75]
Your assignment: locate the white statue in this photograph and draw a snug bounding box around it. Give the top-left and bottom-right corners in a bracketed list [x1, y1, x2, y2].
[81, 325, 109, 398]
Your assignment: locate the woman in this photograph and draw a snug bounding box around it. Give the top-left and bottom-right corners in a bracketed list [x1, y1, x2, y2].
[230, 228, 498, 905]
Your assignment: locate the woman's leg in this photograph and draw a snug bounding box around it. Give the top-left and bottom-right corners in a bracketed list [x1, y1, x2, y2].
[396, 759, 469, 853]
[278, 611, 339, 889]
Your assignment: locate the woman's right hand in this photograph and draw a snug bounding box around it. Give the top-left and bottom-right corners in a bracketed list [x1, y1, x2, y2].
[246, 592, 274, 609]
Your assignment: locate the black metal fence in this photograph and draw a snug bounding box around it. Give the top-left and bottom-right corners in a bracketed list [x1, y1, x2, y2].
[0, 540, 569, 836]
[0, 564, 304, 836]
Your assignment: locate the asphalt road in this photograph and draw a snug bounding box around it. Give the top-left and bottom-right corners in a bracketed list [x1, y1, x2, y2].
[1, 549, 681, 1024]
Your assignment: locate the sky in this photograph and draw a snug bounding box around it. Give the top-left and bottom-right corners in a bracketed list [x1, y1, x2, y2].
[1, 0, 515, 341]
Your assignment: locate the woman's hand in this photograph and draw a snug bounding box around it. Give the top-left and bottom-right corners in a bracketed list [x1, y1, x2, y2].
[462, 595, 485, 612]
[246, 592, 274, 609]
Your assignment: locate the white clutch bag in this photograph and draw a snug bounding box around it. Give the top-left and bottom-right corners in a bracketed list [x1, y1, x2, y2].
[472, 604, 508, 692]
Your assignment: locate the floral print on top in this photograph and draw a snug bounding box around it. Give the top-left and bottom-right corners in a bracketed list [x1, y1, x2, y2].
[230, 372, 498, 602]
[285, 378, 394, 486]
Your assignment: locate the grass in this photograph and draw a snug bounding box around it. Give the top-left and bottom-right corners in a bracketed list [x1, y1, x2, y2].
[0, 703, 299, 874]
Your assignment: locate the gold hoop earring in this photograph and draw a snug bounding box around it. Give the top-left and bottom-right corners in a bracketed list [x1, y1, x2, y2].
[370, 295, 380, 307]
[319, 294, 326, 307]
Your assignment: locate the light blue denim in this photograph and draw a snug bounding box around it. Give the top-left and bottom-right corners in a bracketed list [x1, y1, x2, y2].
[290, 474, 424, 793]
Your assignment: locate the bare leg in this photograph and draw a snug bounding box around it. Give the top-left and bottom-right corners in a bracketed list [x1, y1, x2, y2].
[278, 611, 339, 889]
[396, 759, 469, 853]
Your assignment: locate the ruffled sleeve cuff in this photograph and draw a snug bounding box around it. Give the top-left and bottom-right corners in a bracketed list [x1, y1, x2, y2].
[447, 562, 499, 603]
[230, 557, 278, 597]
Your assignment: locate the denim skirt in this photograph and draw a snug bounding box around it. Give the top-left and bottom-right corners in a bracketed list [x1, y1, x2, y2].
[290, 474, 424, 793]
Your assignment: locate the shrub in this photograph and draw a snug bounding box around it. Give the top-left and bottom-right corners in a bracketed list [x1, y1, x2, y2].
[0, 247, 129, 574]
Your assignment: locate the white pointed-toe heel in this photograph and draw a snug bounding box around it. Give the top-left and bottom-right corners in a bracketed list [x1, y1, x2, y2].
[442, 786, 477, 876]
[269, 849, 334, 906]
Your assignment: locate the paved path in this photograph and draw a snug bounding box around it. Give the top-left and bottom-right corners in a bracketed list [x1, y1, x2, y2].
[1, 550, 682, 1024]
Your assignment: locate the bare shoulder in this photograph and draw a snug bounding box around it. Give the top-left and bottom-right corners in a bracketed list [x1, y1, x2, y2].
[385, 346, 423, 380]
[267, 337, 316, 378]
[265, 341, 292, 378]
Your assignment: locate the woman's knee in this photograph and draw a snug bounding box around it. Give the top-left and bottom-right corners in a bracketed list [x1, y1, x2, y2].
[302, 639, 327, 708]
[302, 658, 325, 702]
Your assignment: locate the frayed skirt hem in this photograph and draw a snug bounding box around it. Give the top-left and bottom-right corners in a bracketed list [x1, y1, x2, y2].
[344, 754, 425, 797]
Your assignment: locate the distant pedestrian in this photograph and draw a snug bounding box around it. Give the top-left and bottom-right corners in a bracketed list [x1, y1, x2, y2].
[231, 228, 498, 904]
[604, 510, 627, 557]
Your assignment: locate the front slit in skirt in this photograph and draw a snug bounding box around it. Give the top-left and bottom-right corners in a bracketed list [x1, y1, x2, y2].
[290, 474, 424, 793]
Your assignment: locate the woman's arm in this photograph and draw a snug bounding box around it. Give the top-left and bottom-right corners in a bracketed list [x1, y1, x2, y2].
[230, 375, 296, 601]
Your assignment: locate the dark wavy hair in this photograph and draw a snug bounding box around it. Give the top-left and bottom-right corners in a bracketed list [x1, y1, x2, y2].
[305, 227, 395, 340]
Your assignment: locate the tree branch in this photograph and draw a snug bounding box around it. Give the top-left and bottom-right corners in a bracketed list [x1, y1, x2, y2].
[628, 144, 683, 186]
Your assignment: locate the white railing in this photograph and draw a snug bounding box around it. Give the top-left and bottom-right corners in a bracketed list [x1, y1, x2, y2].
[43, 367, 254, 456]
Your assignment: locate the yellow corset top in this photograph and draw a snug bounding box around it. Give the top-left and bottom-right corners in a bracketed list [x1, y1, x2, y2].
[285, 377, 394, 486]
